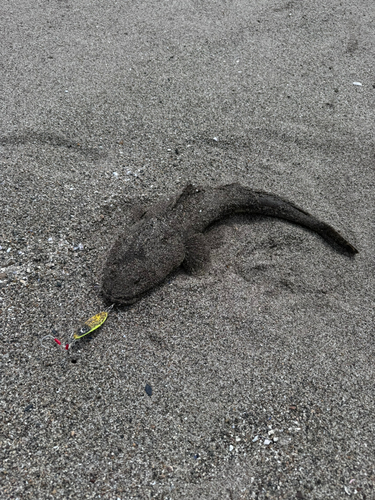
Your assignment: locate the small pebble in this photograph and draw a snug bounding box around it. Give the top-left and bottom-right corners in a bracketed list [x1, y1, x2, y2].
[229, 445, 234, 451]
[252, 436, 259, 442]
[353, 82, 362, 86]
[264, 439, 271, 445]
[145, 384, 152, 397]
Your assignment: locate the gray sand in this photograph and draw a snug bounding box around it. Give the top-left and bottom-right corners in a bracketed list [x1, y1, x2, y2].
[1, 1, 374, 498]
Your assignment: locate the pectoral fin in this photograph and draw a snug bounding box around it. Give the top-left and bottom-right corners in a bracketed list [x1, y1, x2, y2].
[183, 233, 211, 275]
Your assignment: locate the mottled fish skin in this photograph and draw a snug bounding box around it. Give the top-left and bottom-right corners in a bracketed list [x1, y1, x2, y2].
[102, 183, 358, 304]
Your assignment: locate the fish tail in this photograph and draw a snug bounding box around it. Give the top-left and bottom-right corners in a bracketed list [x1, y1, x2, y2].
[252, 191, 358, 255]
[218, 184, 358, 255]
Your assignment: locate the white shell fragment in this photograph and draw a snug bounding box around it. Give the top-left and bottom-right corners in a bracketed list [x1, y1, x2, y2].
[353, 82, 362, 86]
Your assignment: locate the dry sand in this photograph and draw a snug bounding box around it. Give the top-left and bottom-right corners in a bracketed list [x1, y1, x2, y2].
[1, 1, 374, 498]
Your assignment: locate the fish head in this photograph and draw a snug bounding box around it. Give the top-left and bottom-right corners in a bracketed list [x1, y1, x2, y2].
[102, 221, 184, 304]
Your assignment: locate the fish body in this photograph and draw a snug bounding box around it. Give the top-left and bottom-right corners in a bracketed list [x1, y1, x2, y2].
[102, 183, 357, 304]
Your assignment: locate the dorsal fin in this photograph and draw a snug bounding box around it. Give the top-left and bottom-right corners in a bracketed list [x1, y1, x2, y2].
[172, 183, 203, 207]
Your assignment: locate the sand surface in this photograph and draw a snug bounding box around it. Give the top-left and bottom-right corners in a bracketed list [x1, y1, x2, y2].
[1, 1, 374, 498]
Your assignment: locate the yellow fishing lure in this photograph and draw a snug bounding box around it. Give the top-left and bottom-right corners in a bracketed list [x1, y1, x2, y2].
[73, 311, 108, 339]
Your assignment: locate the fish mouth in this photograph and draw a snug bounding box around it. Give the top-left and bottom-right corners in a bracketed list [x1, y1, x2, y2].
[112, 295, 139, 305]
[102, 287, 140, 305]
